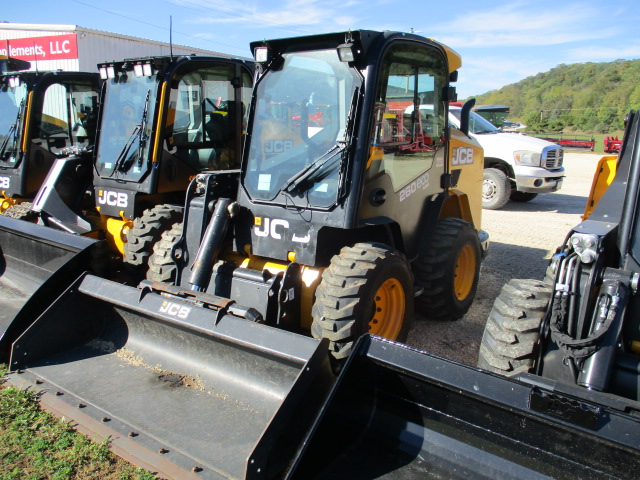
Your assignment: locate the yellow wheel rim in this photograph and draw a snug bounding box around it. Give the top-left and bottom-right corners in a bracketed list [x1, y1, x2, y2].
[369, 278, 405, 339]
[454, 244, 477, 301]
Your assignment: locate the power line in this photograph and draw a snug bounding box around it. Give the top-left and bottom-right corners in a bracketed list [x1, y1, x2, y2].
[70, 0, 248, 53]
[160, 0, 323, 35]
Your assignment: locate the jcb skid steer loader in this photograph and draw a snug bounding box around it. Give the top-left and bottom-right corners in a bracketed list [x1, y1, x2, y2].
[0, 59, 100, 217]
[476, 109, 640, 468]
[149, 30, 488, 359]
[0, 56, 252, 356]
[4, 30, 489, 478]
[31, 55, 253, 276]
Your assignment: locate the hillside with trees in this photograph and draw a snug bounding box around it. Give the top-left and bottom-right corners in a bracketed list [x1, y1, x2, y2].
[470, 59, 640, 134]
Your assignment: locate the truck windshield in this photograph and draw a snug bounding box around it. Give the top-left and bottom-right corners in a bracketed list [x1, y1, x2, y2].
[95, 73, 158, 181]
[243, 49, 361, 208]
[0, 79, 28, 168]
[450, 109, 498, 135]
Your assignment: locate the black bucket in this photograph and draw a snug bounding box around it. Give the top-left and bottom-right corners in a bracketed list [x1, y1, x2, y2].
[288, 335, 640, 479]
[7, 274, 333, 479]
[0, 214, 98, 359]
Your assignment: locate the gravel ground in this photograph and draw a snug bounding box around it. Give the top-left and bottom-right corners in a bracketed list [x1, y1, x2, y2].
[407, 152, 604, 365]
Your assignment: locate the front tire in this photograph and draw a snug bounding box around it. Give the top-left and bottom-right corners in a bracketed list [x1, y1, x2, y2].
[482, 168, 511, 209]
[311, 242, 413, 360]
[147, 222, 183, 283]
[413, 218, 481, 320]
[124, 204, 183, 271]
[478, 278, 551, 375]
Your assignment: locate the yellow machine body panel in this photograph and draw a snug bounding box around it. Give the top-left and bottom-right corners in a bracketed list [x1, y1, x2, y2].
[447, 127, 484, 230]
[583, 155, 618, 220]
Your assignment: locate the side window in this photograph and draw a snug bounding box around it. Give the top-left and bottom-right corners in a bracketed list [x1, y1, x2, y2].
[241, 70, 252, 135]
[38, 83, 70, 153]
[367, 44, 447, 191]
[167, 65, 240, 170]
[69, 82, 99, 146]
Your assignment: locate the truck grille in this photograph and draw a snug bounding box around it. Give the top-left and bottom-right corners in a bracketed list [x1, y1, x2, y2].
[544, 148, 564, 169]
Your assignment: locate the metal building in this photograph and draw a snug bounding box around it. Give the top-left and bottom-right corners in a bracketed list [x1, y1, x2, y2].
[0, 22, 236, 73]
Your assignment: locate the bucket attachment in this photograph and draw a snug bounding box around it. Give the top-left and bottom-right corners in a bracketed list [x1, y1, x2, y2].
[289, 335, 640, 479]
[0, 214, 98, 358]
[7, 274, 333, 480]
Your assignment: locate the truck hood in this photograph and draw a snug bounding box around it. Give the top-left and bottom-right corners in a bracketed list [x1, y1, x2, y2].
[472, 131, 559, 152]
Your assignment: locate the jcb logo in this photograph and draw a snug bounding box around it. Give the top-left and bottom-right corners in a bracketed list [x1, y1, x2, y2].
[452, 147, 474, 166]
[254, 217, 289, 240]
[0, 176, 9, 189]
[264, 139, 293, 154]
[97, 190, 128, 208]
[159, 301, 191, 319]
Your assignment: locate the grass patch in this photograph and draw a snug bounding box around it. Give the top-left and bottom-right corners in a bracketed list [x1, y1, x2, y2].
[0, 364, 156, 479]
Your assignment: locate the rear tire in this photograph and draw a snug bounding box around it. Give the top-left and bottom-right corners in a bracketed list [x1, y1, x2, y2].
[311, 242, 413, 361]
[147, 222, 183, 284]
[413, 218, 481, 320]
[124, 204, 183, 271]
[478, 278, 551, 375]
[3, 202, 36, 221]
[510, 191, 538, 202]
[482, 168, 510, 209]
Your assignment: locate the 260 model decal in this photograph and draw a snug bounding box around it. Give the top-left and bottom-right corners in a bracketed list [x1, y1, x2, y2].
[399, 172, 430, 202]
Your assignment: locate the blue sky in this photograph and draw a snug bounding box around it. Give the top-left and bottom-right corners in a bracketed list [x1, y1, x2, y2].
[3, 0, 640, 98]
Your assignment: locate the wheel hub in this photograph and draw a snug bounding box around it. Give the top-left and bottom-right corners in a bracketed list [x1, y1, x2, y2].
[454, 244, 477, 301]
[369, 278, 405, 340]
[483, 178, 497, 200]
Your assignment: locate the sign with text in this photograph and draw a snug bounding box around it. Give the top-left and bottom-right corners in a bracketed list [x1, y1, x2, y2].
[0, 34, 79, 61]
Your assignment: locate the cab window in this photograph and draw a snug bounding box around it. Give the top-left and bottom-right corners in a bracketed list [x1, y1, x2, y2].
[367, 43, 447, 191]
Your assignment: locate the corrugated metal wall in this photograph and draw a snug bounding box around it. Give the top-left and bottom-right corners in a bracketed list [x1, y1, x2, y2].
[76, 30, 237, 71]
[0, 23, 240, 74]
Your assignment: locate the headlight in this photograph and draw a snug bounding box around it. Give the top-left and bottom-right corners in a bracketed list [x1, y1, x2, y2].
[513, 150, 542, 166]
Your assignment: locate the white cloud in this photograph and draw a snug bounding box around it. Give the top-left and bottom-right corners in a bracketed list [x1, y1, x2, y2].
[429, 2, 616, 48]
[177, 0, 357, 30]
[565, 45, 640, 62]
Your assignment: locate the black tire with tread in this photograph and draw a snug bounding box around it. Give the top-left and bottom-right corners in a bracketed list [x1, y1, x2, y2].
[3, 202, 36, 221]
[412, 217, 481, 320]
[311, 242, 413, 361]
[478, 278, 551, 376]
[482, 168, 511, 209]
[510, 191, 538, 202]
[147, 222, 183, 283]
[124, 204, 183, 269]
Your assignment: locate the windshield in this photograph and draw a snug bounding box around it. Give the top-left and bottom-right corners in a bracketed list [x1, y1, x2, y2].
[0, 78, 28, 168]
[244, 49, 361, 208]
[95, 73, 158, 181]
[450, 108, 498, 134]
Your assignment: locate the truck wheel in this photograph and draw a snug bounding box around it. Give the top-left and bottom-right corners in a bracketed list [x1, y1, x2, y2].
[482, 168, 510, 209]
[147, 222, 183, 284]
[3, 202, 36, 221]
[124, 204, 183, 270]
[412, 218, 481, 320]
[311, 242, 413, 361]
[510, 191, 538, 202]
[478, 278, 551, 375]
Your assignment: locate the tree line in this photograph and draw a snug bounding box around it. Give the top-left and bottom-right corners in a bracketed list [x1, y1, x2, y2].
[469, 59, 640, 134]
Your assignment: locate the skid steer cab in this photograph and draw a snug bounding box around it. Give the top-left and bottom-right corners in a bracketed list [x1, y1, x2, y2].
[0, 65, 100, 218]
[29, 55, 254, 278]
[149, 30, 488, 362]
